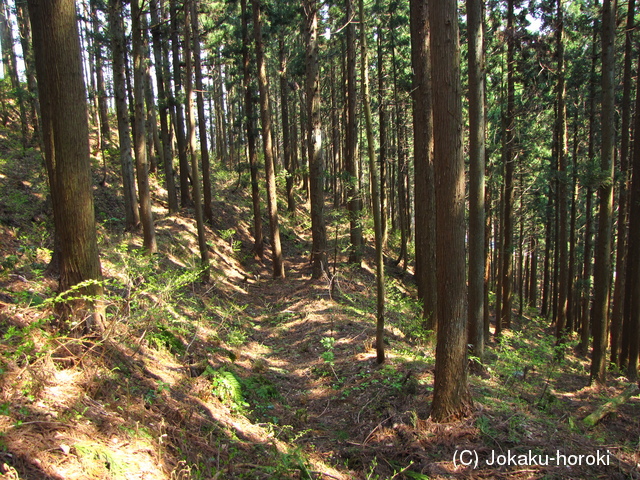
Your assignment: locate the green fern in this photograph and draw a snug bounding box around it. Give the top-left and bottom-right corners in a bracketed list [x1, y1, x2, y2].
[207, 367, 244, 404]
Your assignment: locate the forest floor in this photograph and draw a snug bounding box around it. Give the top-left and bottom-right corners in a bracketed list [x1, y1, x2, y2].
[0, 126, 639, 479]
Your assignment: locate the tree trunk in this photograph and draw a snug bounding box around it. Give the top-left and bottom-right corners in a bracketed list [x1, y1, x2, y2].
[240, 0, 263, 258]
[610, 0, 634, 366]
[579, 4, 599, 354]
[170, 1, 192, 208]
[28, 0, 105, 334]
[305, 0, 328, 280]
[500, 0, 516, 331]
[184, 0, 210, 281]
[15, 1, 40, 144]
[624, 51, 640, 381]
[377, 26, 388, 248]
[190, 0, 213, 225]
[466, 0, 486, 359]
[346, 0, 363, 264]
[1, 0, 28, 146]
[150, 0, 179, 213]
[132, 0, 156, 253]
[108, 0, 140, 231]
[555, 0, 569, 340]
[567, 114, 579, 332]
[280, 38, 295, 214]
[90, 0, 111, 149]
[360, 0, 385, 364]
[253, 0, 285, 278]
[429, 0, 472, 422]
[590, 0, 616, 385]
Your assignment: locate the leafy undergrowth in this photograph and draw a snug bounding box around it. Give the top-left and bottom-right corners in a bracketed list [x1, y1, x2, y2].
[1, 129, 639, 479]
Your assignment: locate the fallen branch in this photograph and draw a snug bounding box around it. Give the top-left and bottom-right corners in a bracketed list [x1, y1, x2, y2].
[583, 383, 639, 427]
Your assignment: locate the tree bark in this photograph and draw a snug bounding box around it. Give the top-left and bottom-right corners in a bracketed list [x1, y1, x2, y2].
[500, 0, 516, 331]
[360, 0, 385, 363]
[555, 0, 569, 340]
[610, 0, 634, 367]
[28, 0, 105, 334]
[15, 1, 40, 144]
[590, 0, 616, 385]
[624, 50, 640, 381]
[90, 0, 110, 149]
[429, 0, 472, 422]
[304, 0, 328, 279]
[280, 37, 295, 214]
[170, 1, 192, 208]
[132, 0, 157, 253]
[150, 0, 179, 213]
[184, 0, 210, 281]
[108, 0, 140, 231]
[466, 0, 486, 359]
[190, 0, 213, 225]
[240, 0, 264, 258]
[253, 0, 285, 278]
[346, 0, 363, 264]
[1, 0, 28, 146]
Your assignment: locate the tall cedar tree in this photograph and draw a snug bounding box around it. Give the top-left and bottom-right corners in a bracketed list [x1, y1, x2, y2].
[253, 0, 285, 278]
[132, 0, 157, 253]
[150, 0, 179, 213]
[467, 0, 486, 358]
[359, 0, 385, 363]
[346, 0, 363, 263]
[428, 0, 472, 422]
[27, 0, 105, 333]
[184, 0, 210, 281]
[590, 0, 616, 385]
[304, 0, 328, 279]
[170, 1, 192, 207]
[627, 51, 640, 381]
[190, 0, 214, 225]
[500, 0, 516, 332]
[555, 0, 569, 340]
[108, 0, 139, 230]
[410, 0, 437, 332]
[241, 0, 264, 257]
[611, 0, 634, 366]
[626, 51, 640, 380]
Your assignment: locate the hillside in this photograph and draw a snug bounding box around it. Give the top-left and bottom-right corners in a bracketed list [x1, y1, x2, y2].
[0, 128, 639, 480]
